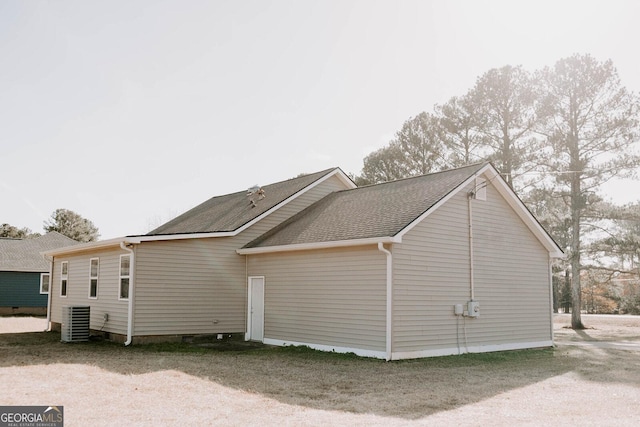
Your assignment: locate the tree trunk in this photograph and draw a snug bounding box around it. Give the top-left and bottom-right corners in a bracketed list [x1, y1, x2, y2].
[570, 170, 585, 329]
[564, 269, 571, 313]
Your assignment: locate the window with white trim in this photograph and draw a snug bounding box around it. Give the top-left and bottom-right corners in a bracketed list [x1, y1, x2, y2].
[60, 261, 68, 297]
[119, 255, 130, 300]
[40, 273, 50, 294]
[89, 258, 99, 299]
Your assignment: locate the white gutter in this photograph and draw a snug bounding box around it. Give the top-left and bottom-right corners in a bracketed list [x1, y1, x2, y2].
[120, 242, 136, 346]
[378, 242, 393, 362]
[43, 237, 125, 257]
[237, 236, 401, 255]
[548, 256, 555, 343]
[44, 255, 54, 332]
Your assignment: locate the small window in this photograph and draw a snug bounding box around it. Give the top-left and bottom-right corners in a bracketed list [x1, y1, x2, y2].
[60, 261, 68, 297]
[89, 258, 99, 299]
[119, 255, 130, 300]
[40, 273, 50, 294]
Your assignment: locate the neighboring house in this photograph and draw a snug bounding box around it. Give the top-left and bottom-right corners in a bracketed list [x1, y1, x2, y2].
[43, 163, 563, 359]
[0, 232, 78, 315]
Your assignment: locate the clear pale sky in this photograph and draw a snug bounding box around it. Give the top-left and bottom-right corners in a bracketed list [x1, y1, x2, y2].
[1, 0, 639, 239]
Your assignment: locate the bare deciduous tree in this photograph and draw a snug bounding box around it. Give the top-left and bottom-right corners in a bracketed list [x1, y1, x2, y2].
[44, 209, 100, 243]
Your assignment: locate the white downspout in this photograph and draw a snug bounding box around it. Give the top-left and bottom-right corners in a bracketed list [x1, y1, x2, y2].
[549, 256, 555, 343]
[120, 242, 136, 346]
[44, 255, 54, 332]
[378, 242, 393, 361]
[467, 190, 475, 301]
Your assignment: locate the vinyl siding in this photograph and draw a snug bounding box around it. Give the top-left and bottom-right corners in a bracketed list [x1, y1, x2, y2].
[134, 237, 245, 335]
[132, 174, 350, 336]
[50, 248, 130, 335]
[246, 246, 387, 352]
[392, 181, 552, 354]
[0, 271, 47, 307]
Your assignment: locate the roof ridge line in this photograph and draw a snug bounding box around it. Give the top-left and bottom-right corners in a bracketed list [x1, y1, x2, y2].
[192, 167, 340, 201]
[345, 162, 488, 192]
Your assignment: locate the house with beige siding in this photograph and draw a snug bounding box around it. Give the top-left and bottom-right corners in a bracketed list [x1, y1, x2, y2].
[43, 163, 563, 359]
[43, 168, 354, 344]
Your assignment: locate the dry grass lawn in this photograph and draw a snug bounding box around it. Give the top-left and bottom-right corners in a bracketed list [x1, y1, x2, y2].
[1, 314, 640, 426]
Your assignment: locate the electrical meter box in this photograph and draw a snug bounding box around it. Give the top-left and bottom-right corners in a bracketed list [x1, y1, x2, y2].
[454, 304, 464, 315]
[467, 300, 480, 317]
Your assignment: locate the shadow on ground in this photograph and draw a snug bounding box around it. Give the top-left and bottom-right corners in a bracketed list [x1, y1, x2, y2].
[1, 315, 640, 420]
[553, 322, 640, 386]
[0, 332, 570, 419]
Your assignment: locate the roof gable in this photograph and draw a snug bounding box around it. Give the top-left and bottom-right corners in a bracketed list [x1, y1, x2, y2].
[0, 232, 78, 272]
[147, 168, 353, 236]
[241, 163, 563, 258]
[243, 163, 487, 249]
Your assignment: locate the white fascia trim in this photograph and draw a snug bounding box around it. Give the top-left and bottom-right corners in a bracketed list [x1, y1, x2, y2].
[392, 340, 554, 360]
[130, 169, 356, 244]
[237, 236, 400, 255]
[331, 168, 358, 189]
[41, 237, 127, 257]
[263, 338, 387, 360]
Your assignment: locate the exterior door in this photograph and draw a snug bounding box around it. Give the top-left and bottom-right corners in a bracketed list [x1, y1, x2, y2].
[248, 276, 264, 342]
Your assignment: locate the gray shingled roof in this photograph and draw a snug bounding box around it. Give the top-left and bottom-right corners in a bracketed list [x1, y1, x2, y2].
[147, 168, 343, 235]
[244, 163, 486, 248]
[0, 232, 78, 272]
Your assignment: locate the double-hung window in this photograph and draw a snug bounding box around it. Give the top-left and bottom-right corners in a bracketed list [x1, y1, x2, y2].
[119, 255, 130, 300]
[60, 261, 68, 297]
[89, 258, 99, 299]
[40, 273, 50, 294]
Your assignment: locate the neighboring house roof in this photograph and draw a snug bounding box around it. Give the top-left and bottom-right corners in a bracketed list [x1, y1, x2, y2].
[240, 163, 564, 258]
[148, 167, 353, 236]
[0, 232, 78, 272]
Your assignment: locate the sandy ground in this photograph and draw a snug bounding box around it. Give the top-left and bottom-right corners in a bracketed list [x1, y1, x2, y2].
[0, 315, 48, 333]
[1, 314, 639, 426]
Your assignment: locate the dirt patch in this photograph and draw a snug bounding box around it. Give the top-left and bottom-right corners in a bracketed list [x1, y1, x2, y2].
[554, 313, 640, 341]
[0, 315, 47, 333]
[1, 314, 639, 426]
